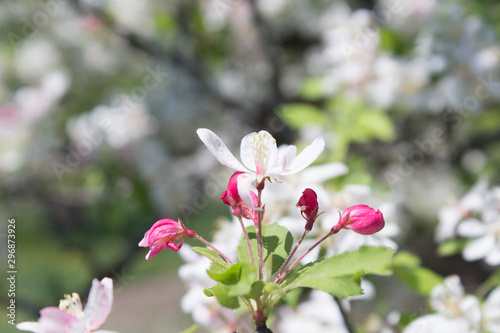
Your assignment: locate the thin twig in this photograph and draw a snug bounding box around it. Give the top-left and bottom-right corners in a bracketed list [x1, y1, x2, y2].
[276, 230, 334, 284]
[275, 230, 309, 280]
[195, 234, 233, 264]
[334, 297, 355, 333]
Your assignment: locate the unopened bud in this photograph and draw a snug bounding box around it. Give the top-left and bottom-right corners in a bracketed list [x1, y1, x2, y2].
[297, 188, 320, 231]
[332, 204, 385, 235]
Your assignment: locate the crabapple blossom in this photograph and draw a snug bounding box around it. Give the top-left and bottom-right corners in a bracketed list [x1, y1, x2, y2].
[196, 128, 324, 207]
[139, 218, 196, 259]
[456, 185, 500, 265]
[16, 278, 115, 333]
[333, 204, 385, 235]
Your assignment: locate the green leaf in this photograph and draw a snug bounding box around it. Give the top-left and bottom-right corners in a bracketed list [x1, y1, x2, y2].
[391, 250, 421, 267]
[178, 324, 200, 333]
[473, 109, 500, 133]
[203, 284, 240, 309]
[206, 261, 226, 280]
[251, 280, 266, 298]
[192, 246, 229, 268]
[237, 224, 293, 275]
[392, 251, 443, 296]
[226, 263, 257, 297]
[437, 239, 469, 257]
[206, 262, 257, 297]
[356, 111, 395, 142]
[299, 77, 326, 99]
[379, 27, 409, 55]
[280, 104, 327, 129]
[285, 246, 394, 298]
[207, 262, 242, 284]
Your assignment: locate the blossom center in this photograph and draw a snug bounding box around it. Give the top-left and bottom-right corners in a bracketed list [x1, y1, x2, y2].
[59, 293, 84, 319]
[248, 131, 275, 175]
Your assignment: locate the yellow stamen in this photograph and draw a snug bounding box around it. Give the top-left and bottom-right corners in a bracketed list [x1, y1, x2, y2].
[248, 131, 275, 175]
[59, 292, 84, 319]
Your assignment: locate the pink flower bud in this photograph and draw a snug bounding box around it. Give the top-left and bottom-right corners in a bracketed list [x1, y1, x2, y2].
[296, 188, 320, 231]
[333, 204, 385, 235]
[221, 171, 259, 224]
[138, 219, 196, 259]
[221, 171, 245, 216]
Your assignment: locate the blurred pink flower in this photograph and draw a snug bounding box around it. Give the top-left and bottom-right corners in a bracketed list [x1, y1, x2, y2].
[16, 278, 114, 333]
[297, 188, 320, 231]
[333, 204, 385, 235]
[139, 218, 196, 259]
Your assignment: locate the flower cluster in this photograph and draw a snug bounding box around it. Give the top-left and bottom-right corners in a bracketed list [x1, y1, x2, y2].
[138, 128, 389, 332]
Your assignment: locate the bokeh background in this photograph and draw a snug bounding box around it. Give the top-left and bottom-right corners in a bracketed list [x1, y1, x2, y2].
[1, 0, 500, 332]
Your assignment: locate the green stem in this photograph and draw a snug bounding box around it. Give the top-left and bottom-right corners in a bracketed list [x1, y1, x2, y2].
[476, 269, 500, 299]
[257, 187, 264, 281]
[238, 216, 255, 265]
[194, 234, 233, 264]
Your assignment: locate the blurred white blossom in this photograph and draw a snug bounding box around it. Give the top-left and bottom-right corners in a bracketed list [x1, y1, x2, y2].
[278, 290, 348, 333]
[67, 98, 156, 150]
[436, 180, 500, 265]
[404, 275, 500, 333]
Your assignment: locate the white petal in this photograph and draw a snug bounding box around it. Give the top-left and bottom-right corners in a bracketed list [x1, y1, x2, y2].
[281, 137, 325, 175]
[463, 235, 496, 261]
[461, 178, 488, 211]
[196, 128, 248, 172]
[240, 132, 258, 172]
[264, 132, 279, 171]
[236, 173, 257, 209]
[280, 145, 297, 171]
[457, 218, 487, 238]
[83, 278, 114, 331]
[404, 315, 470, 333]
[484, 287, 500, 329]
[486, 246, 500, 265]
[267, 145, 297, 175]
[435, 207, 462, 242]
[486, 288, 500, 307]
[16, 322, 40, 331]
[299, 162, 348, 184]
[460, 295, 481, 326]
